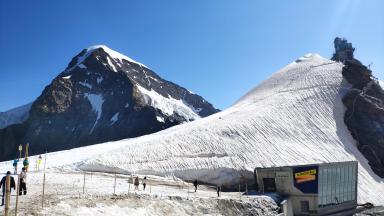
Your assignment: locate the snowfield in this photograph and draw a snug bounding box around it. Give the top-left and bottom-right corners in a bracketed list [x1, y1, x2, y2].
[1, 53, 383, 214]
[74, 53, 383, 205]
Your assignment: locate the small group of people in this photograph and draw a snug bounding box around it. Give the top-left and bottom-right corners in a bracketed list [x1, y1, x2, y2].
[133, 176, 147, 191]
[13, 155, 42, 174]
[0, 168, 27, 206]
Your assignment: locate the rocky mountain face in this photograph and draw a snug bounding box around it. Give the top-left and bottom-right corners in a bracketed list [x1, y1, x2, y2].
[0, 103, 32, 129]
[0, 45, 219, 161]
[332, 37, 384, 177]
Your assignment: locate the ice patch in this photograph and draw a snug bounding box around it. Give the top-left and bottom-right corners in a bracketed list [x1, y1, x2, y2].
[84, 93, 104, 133]
[156, 116, 165, 123]
[79, 81, 92, 89]
[97, 77, 103, 84]
[110, 113, 119, 125]
[62, 75, 72, 79]
[78, 64, 87, 69]
[106, 56, 117, 72]
[136, 85, 200, 121]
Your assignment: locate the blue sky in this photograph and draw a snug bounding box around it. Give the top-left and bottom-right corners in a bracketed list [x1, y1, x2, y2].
[0, 0, 383, 111]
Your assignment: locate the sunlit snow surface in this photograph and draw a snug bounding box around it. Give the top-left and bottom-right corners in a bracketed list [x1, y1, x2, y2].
[1, 54, 383, 205]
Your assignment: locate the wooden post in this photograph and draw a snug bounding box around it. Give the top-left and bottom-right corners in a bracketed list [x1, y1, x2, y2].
[14, 174, 21, 216]
[25, 144, 29, 158]
[42, 152, 47, 208]
[4, 175, 10, 216]
[82, 172, 86, 194]
[113, 173, 117, 194]
[187, 183, 190, 200]
[239, 184, 241, 200]
[246, 183, 248, 198]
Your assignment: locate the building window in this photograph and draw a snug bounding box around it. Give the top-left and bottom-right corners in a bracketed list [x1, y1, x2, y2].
[318, 163, 357, 208]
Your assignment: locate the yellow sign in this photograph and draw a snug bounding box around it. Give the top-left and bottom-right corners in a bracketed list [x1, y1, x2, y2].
[295, 169, 316, 183]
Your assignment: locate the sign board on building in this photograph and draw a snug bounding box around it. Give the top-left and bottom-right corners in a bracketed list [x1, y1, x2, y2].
[293, 165, 318, 194]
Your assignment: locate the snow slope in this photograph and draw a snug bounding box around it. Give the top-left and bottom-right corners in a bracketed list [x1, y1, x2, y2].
[78, 53, 384, 205]
[0, 103, 32, 129]
[1, 53, 383, 205]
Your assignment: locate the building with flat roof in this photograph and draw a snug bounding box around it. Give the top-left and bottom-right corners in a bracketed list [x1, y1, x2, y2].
[254, 161, 358, 216]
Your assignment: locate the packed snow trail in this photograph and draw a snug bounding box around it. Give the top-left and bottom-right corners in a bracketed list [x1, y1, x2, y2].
[1, 53, 383, 206]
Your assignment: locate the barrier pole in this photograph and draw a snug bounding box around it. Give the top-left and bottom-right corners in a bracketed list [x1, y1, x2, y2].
[149, 179, 151, 193]
[113, 173, 117, 194]
[82, 172, 86, 194]
[14, 174, 21, 216]
[239, 184, 241, 200]
[42, 152, 47, 208]
[4, 176, 10, 216]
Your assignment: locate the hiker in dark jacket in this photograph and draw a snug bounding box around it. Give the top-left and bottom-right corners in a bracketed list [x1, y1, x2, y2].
[142, 176, 147, 191]
[134, 176, 139, 190]
[0, 171, 16, 206]
[193, 179, 198, 192]
[217, 185, 221, 197]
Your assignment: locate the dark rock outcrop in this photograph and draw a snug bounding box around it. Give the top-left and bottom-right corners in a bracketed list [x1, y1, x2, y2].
[333, 38, 384, 177]
[0, 46, 219, 161]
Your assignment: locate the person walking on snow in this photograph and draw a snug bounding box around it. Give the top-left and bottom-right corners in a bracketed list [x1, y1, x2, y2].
[23, 157, 29, 172]
[193, 179, 198, 192]
[134, 176, 139, 190]
[217, 185, 221, 197]
[142, 176, 147, 191]
[19, 167, 27, 195]
[0, 171, 16, 206]
[13, 158, 19, 174]
[36, 155, 42, 171]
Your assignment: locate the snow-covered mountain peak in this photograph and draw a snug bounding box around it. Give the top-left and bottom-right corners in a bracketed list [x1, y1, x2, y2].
[295, 53, 326, 63]
[86, 45, 148, 68]
[66, 44, 147, 72]
[236, 53, 340, 105]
